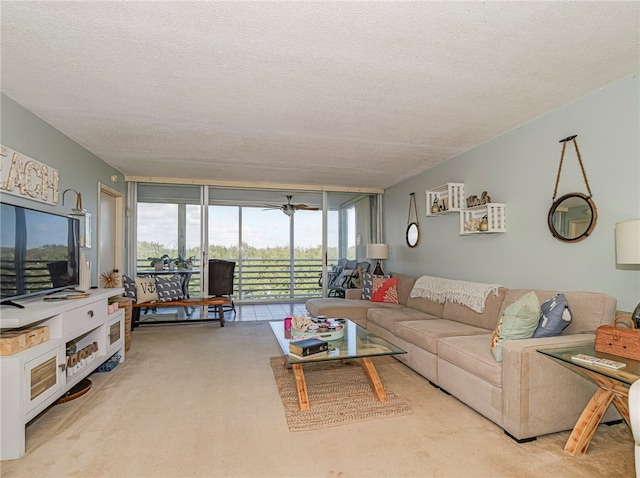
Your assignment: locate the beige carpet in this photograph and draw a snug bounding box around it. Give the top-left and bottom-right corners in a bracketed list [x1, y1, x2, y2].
[1, 321, 634, 478]
[269, 356, 412, 431]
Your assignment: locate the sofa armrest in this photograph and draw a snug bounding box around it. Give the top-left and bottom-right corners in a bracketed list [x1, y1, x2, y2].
[501, 333, 621, 440]
[345, 289, 363, 300]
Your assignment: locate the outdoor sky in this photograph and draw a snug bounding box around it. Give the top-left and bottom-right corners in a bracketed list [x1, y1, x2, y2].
[137, 203, 341, 250]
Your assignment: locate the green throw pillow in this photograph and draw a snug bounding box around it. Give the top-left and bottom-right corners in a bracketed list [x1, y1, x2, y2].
[490, 291, 541, 362]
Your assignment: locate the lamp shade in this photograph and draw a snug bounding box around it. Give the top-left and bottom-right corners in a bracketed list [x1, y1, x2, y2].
[615, 219, 640, 264]
[367, 243, 389, 260]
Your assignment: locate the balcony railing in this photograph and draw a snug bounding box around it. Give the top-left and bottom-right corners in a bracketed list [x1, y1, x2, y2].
[136, 258, 324, 301]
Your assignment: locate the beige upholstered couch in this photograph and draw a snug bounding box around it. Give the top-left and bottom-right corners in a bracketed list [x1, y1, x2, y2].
[306, 273, 619, 442]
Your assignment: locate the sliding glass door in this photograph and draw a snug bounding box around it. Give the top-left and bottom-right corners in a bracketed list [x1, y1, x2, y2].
[135, 184, 203, 295]
[207, 189, 323, 301]
[131, 183, 380, 302]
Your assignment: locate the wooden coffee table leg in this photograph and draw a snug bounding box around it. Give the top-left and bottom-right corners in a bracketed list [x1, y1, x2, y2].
[292, 364, 310, 411]
[361, 358, 387, 402]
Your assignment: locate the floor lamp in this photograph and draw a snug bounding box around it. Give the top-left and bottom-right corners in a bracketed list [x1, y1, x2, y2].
[367, 243, 389, 276]
[615, 219, 640, 327]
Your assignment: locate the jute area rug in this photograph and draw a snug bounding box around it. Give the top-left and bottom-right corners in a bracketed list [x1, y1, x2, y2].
[269, 356, 412, 431]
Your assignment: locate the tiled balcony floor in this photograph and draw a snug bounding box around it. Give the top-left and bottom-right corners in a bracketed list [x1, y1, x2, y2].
[232, 302, 309, 321]
[135, 301, 310, 325]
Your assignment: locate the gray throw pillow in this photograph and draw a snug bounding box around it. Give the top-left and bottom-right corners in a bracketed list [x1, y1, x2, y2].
[532, 293, 572, 338]
[156, 275, 185, 302]
[122, 275, 137, 301]
[361, 272, 391, 300]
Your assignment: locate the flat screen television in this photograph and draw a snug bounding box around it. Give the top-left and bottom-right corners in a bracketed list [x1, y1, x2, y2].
[1, 202, 81, 304]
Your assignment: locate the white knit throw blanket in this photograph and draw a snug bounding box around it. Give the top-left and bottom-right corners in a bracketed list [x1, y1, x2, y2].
[410, 276, 502, 313]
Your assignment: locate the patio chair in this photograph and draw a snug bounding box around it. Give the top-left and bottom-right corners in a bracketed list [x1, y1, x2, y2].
[328, 260, 370, 298]
[208, 259, 236, 318]
[47, 260, 71, 288]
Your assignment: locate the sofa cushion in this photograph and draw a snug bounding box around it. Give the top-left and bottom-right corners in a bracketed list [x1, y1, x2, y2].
[134, 276, 158, 303]
[367, 307, 438, 334]
[305, 298, 403, 328]
[406, 296, 445, 318]
[155, 275, 185, 302]
[532, 293, 572, 338]
[395, 319, 489, 355]
[122, 274, 137, 300]
[371, 277, 399, 303]
[389, 272, 417, 306]
[361, 272, 390, 300]
[438, 334, 502, 387]
[490, 291, 540, 362]
[442, 287, 506, 330]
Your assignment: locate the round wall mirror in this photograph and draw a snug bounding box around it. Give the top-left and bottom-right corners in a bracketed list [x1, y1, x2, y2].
[548, 192, 597, 243]
[406, 222, 420, 247]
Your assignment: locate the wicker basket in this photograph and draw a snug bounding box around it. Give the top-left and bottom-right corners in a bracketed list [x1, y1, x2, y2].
[595, 315, 640, 360]
[114, 297, 132, 351]
[96, 354, 121, 373]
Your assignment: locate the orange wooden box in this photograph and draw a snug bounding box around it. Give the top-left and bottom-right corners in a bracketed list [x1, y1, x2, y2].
[0, 326, 49, 356]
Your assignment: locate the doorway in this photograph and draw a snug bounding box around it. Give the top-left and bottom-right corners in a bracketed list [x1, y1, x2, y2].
[98, 183, 124, 280]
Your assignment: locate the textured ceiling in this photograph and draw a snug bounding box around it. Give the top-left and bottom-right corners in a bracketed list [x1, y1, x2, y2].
[1, 1, 638, 190]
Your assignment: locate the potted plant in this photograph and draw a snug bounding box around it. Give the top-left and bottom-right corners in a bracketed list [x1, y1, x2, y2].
[148, 254, 169, 271]
[174, 256, 186, 269]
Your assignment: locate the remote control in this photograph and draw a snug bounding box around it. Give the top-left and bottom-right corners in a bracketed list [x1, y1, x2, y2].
[571, 353, 626, 370]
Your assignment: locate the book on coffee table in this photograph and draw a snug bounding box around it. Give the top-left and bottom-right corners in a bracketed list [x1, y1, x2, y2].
[288, 350, 329, 360]
[289, 337, 328, 356]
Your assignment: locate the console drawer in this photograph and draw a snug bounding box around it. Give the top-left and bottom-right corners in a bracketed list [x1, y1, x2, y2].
[62, 299, 108, 336]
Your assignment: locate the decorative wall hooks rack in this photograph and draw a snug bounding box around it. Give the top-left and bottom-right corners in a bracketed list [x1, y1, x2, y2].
[426, 183, 506, 236]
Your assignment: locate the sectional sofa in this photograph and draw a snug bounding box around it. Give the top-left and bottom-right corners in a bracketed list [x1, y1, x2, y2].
[306, 272, 620, 442]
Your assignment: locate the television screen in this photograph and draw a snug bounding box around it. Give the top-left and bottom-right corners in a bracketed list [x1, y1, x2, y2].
[1, 202, 81, 303]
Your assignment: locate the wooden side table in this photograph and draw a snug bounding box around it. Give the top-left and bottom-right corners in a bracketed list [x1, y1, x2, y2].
[538, 344, 639, 456]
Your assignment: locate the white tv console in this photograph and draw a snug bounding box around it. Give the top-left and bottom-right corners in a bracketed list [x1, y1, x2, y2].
[0, 288, 125, 460]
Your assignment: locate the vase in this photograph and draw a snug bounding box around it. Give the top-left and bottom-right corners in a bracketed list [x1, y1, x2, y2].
[78, 252, 91, 291]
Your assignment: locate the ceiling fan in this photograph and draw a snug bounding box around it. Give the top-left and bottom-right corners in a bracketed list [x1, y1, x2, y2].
[263, 195, 320, 216]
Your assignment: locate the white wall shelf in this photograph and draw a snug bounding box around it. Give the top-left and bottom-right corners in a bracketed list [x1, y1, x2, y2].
[426, 183, 465, 216]
[460, 203, 506, 235]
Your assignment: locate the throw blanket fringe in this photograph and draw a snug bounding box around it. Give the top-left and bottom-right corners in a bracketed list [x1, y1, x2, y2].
[410, 276, 502, 313]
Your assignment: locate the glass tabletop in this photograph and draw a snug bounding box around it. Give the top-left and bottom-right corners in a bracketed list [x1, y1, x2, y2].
[537, 344, 640, 385]
[269, 319, 406, 364]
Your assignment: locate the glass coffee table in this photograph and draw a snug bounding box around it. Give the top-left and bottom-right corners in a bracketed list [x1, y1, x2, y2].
[538, 344, 640, 456]
[269, 319, 406, 411]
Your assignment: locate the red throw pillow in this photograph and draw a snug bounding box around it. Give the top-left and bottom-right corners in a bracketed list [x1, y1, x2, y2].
[371, 277, 399, 304]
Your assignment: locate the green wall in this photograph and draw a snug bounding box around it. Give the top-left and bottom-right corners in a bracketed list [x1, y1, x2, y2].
[1, 94, 126, 286]
[383, 73, 640, 312]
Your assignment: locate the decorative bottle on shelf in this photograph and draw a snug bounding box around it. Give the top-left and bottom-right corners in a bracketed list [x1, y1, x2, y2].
[479, 216, 489, 232]
[78, 252, 91, 292]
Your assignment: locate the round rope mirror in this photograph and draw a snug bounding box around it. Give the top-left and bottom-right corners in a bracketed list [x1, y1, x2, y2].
[548, 192, 597, 242]
[406, 193, 420, 247]
[548, 135, 597, 243]
[406, 222, 420, 247]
